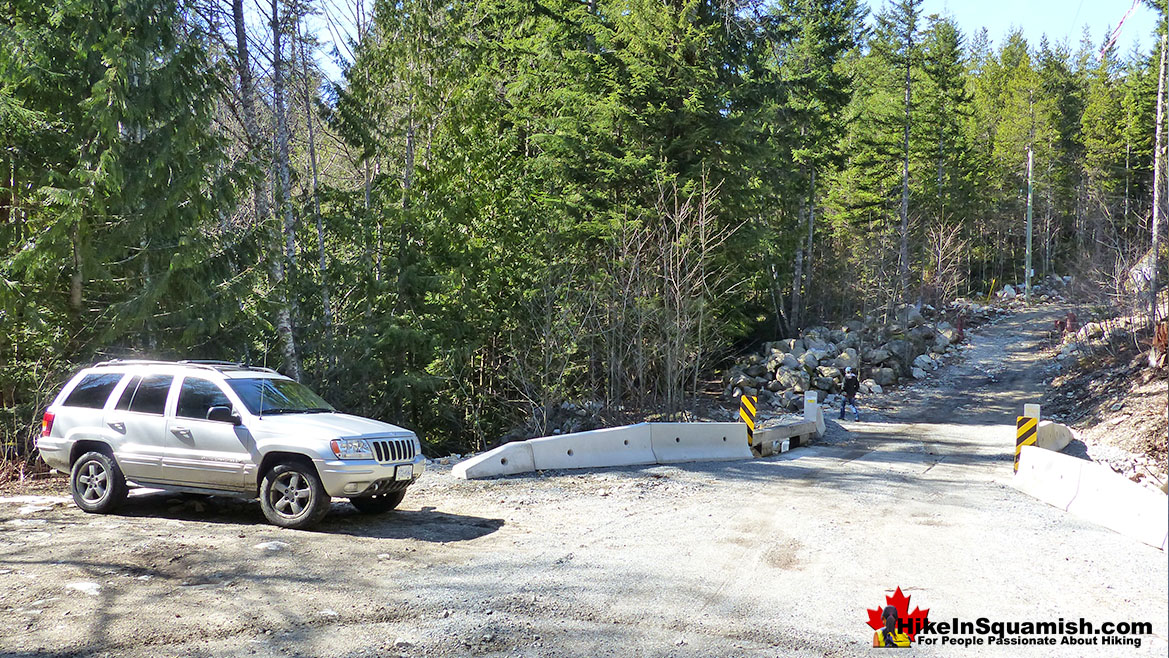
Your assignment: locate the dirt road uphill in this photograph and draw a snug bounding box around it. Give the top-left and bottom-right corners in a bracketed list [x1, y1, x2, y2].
[1, 307, 1166, 657]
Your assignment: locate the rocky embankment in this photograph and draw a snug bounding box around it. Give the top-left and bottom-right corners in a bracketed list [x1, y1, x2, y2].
[722, 300, 1010, 411]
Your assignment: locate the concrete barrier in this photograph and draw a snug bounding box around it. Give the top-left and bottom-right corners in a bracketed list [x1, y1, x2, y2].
[453, 421, 759, 479]
[754, 421, 817, 456]
[1035, 421, 1074, 452]
[1014, 445, 1168, 551]
[452, 441, 535, 480]
[648, 422, 753, 463]
[528, 424, 656, 471]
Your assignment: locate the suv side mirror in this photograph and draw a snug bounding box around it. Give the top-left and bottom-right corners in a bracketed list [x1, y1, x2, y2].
[207, 406, 241, 425]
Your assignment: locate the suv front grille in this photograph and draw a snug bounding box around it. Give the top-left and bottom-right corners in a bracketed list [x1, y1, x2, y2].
[370, 437, 416, 463]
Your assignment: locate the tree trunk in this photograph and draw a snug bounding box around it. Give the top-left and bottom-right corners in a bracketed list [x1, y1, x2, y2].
[1152, 35, 1166, 324]
[791, 201, 805, 332]
[268, 0, 302, 381]
[70, 225, 82, 312]
[899, 33, 912, 307]
[296, 20, 331, 365]
[804, 168, 816, 324]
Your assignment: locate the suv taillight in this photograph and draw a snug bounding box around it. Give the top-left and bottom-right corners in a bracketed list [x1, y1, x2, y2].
[41, 411, 55, 438]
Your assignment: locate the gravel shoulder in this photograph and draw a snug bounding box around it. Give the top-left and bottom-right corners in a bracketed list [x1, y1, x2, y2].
[1, 307, 1166, 657]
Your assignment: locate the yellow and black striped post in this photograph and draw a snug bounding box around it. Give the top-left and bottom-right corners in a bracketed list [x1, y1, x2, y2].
[1015, 415, 1038, 473]
[739, 395, 757, 445]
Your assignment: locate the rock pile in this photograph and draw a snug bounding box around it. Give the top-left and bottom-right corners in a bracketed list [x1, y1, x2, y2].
[992, 275, 1070, 304]
[722, 300, 1006, 411]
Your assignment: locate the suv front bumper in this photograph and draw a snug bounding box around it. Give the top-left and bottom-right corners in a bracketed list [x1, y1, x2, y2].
[315, 454, 426, 497]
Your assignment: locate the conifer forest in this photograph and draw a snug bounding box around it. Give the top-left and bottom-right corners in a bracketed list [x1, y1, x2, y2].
[2, 0, 1167, 457]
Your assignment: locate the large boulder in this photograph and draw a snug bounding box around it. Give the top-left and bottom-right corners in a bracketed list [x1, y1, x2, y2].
[911, 367, 928, 380]
[835, 348, 859, 370]
[1036, 421, 1074, 451]
[813, 376, 837, 392]
[865, 348, 891, 364]
[842, 320, 863, 333]
[779, 338, 806, 356]
[781, 353, 801, 370]
[804, 334, 829, 352]
[745, 364, 767, 378]
[912, 354, 936, 371]
[801, 352, 819, 369]
[765, 380, 783, 393]
[897, 304, 926, 328]
[862, 380, 884, 394]
[817, 365, 842, 381]
[873, 367, 898, 386]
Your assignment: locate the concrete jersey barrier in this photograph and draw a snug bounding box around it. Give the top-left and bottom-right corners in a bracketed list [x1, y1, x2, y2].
[1014, 445, 1168, 551]
[648, 422, 753, 464]
[454, 420, 769, 479]
[527, 423, 657, 471]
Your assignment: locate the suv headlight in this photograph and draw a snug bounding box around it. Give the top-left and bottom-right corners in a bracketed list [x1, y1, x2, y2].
[330, 439, 373, 460]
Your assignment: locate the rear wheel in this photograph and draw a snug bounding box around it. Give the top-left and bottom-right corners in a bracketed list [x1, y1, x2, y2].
[70, 451, 128, 514]
[259, 461, 331, 529]
[349, 490, 406, 514]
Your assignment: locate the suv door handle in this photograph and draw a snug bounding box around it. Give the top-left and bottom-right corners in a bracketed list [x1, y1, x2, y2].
[108, 422, 126, 433]
[171, 427, 192, 439]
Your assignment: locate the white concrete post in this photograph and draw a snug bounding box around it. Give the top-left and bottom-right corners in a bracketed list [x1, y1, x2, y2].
[1024, 403, 1041, 420]
[804, 391, 819, 422]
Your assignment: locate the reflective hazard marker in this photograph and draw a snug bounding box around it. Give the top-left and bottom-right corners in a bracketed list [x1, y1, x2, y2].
[739, 395, 757, 445]
[1015, 416, 1038, 473]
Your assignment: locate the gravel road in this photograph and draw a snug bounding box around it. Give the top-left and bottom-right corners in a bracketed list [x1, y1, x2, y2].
[1, 307, 1166, 657]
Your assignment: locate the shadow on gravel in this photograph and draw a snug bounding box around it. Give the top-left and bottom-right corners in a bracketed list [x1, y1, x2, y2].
[317, 506, 504, 542]
[89, 491, 503, 542]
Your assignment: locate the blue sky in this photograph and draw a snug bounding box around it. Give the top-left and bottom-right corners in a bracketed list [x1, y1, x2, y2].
[913, 0, 1162, 56]
[310, 0, 1165, 81]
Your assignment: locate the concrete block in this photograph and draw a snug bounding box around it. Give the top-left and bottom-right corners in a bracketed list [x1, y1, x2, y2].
[527, 424, 656, 471]
[1069, 457, 1168, 550]
[1014, 445, 1082, 510]
[649, 423, 753, 463]
[452, 442, 535, 480]
[1014, 445, 1168, 550]
[1035, 421, 1073, 452]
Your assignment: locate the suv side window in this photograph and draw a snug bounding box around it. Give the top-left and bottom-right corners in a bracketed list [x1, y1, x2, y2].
[115, 375, 142, 410]
[63, 373, 124, 409]
[128, 375, 173, 415]
[176, 377, 232, 421]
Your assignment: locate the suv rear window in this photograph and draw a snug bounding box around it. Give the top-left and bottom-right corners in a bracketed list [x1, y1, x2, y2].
[63, 373, 124, 409]
[128, 375, 173, 415]
[176, 377, 232, 420]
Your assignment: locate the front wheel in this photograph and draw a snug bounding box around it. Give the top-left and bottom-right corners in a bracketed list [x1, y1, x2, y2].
[259, 462, 331, 529]
[70, 451, 128, 514]
[349, 490, 406, 514]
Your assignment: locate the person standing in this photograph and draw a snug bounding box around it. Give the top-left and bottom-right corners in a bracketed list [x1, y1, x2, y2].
[841, 367, 860, 421]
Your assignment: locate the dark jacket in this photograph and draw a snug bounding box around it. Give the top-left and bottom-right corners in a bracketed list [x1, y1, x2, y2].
[842, 374, 860, 396]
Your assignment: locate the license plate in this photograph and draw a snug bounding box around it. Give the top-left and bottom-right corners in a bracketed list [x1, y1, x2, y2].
[395, 465, 413, 481]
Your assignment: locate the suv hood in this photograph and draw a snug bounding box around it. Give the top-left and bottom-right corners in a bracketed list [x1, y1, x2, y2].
[249, 412, 414, 441]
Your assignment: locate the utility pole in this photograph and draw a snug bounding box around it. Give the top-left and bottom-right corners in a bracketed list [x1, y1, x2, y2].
[1026, 146, 1033, 305]
[1025, 90, 1034, 305]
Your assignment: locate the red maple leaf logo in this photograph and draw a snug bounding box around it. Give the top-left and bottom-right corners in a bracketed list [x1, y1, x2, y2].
[866, 587, 930, 642]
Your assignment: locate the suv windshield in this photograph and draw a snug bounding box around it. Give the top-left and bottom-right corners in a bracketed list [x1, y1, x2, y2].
[226, 378, 335, 415]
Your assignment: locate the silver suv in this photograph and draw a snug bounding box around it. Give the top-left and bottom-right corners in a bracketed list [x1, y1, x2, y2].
[37, 360, 426, 529]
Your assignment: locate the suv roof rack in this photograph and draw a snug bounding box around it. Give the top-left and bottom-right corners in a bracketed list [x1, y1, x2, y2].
[91, 359, 279, 374]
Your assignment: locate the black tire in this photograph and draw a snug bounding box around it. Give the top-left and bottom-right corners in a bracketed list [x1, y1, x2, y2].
[349, 490, 406, 514]
[70, 451, 128, 514]
[259, 461, 331, 529]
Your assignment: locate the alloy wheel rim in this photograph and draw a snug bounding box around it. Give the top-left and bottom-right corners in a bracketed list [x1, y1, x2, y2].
[270, 471, 312, 518]
[77, 461, 108, 502]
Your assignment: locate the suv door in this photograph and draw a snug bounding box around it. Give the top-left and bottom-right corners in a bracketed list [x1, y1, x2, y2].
[104, 373, 174, 483]
[162, 376, 254, 490]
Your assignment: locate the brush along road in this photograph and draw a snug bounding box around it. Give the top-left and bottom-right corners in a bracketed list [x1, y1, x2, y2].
[1, 308, 1165, 657]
